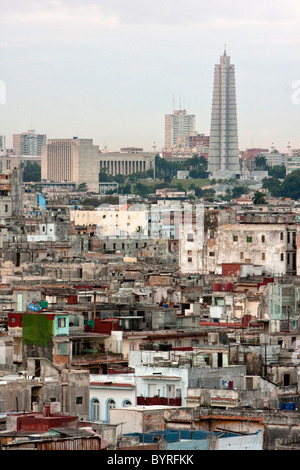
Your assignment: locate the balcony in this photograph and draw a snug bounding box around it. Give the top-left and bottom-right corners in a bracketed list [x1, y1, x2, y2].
[137, 396, 182, 406]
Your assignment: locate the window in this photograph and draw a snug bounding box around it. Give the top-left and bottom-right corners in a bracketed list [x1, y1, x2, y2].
[240, 252, 244, 260]
[187, 233, 194, 242]
[233, 235, 238, 242]
[56, 342, 69, 356]
[246, 236, 252, 243]
[262, 252, 265, 260]
[261, 235, 265, 242]
[92, 398, 100, 421]
[283, 374, 290, 386]
[281, 253, 284, 261]
[57, 317, 66, 328]
[280, 232, 284, 240]
[209, 252, 215, 257]
[108, 399, 115, 410]
[188, 257, 192, 263]
[123, 400, 132, 407]
[246, 377, 254, 391]
[76, 396, 83, 405]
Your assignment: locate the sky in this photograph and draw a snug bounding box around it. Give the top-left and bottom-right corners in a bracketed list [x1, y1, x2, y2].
[0, 0, 300, 153]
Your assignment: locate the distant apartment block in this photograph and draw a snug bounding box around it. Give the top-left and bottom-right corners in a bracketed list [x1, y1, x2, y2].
[13, 130, 46, 156]
[41, 138, 100, 192]
[165, 109, 195, 149]
[240, 148, 269, 170]
[189, 133, 210, 154]
[0, 136, 6, 151]
[256, 150, 288, 168]
[286, 149, 300, 175]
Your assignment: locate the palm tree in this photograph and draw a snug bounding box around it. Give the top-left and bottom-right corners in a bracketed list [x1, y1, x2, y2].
[252, 191, 267, 205]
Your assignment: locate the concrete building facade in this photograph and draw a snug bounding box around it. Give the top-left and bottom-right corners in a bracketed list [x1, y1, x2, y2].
[99, 151, 155, 177]
[164, 109, 195, 149]
[13, 130, 46, 156]
[208, 49, 240, 177]
[41, 138, 100, 192]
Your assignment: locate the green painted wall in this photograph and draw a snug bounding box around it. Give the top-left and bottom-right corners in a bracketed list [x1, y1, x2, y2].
[22, 314, 54, 347]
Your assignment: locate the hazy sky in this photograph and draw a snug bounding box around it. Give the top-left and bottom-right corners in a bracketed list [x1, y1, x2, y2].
[1, 0, 300, 152]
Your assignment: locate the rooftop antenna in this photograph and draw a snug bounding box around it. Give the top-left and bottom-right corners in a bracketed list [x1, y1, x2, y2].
[173, 94, 175, 112]
[224, 44, 227, 55]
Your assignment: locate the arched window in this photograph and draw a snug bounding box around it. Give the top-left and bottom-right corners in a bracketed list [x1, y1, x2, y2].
[90, 397, 100, 421]
[105, 398, 116, 422]
[122, 399, 132, 407]
[108, 399, 116, 410]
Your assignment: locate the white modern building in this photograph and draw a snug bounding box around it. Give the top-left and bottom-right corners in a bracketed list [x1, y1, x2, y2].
[286, 149, 300, 175]
[13, 130, 46, 156]
[165, 109, 195, 149]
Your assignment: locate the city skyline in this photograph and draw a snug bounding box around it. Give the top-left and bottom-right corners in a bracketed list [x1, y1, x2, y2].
[0, 0, 300, 153]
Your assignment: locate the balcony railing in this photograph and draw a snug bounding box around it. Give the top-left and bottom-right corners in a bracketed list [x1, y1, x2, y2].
[137, 396, 181, 406]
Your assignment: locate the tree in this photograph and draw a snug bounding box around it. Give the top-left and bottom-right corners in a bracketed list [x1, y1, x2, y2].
[255, 155, 268, 170]
[268, 165, 286, 179]
[133, 182, 152, 198]
[120, 183, 131, 194]
[252, 191, 267, 205]
[262, 176, 281, 197]
[164, 174, 173, 183]
[99, 168, 113, 182]
[277, 170, 300, 200]
[232, 185, 249, 199]
[76, 182, 88, 192]
[21, 161, 41, 182]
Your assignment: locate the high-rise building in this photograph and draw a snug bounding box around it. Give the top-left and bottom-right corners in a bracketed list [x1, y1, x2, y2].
[41, 138, 100, 192]
[165, 109, 195, 149]
[0, 136, 6, 151]
[13, 130, 47, 156]
[287, 149, 300, 175]
[208, 49, 240, 177]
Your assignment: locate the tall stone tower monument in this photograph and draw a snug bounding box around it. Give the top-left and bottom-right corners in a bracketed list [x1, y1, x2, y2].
[208, 48, 240, 178]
